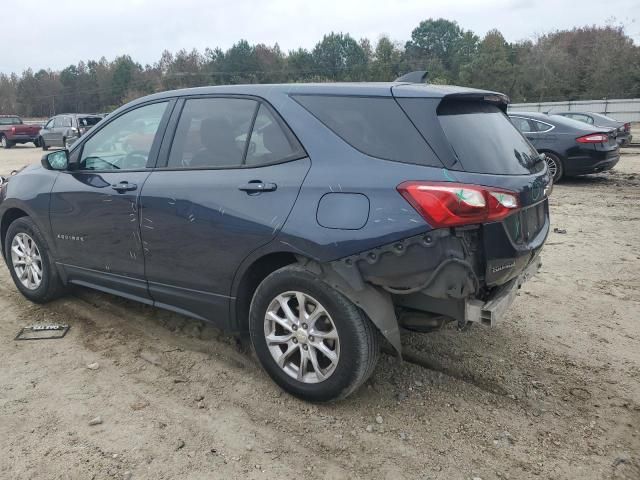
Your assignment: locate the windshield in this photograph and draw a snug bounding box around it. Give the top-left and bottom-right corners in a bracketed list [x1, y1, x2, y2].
[437, 101, 544, 175]
[0, 117, 22, 125]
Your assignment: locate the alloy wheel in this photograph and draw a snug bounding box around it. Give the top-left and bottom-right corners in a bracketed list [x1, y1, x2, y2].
[11, 232, 43, 290]
[264, 291, 340, 383]
[545, 155, 558, 180]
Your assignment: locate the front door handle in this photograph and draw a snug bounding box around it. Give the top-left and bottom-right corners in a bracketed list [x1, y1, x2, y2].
[111, 181, 138, 193]
[238, 181, 277, 194]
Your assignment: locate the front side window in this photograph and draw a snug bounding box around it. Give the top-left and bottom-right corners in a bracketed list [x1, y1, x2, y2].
[168, 98, 257, 168]
[63, 116, 72, 127]
[44, 119, 54, 129]
[79, 102, 168, 171]
[53, 117, 64, 128]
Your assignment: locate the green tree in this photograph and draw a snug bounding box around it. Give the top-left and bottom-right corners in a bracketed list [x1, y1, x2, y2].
[312, 33, 368, 81]
[370, 36, 402, 81]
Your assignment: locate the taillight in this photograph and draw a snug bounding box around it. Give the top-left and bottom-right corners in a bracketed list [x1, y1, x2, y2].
[397, 181, 520, 228]
[624, 123, 631, 132]
[576, 133, 608, 144]
[10, 126, 15, 134]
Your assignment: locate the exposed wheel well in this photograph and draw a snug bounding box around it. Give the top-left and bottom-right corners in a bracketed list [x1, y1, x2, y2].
[537, 149, 562, 160]
[234, 252, 298, 332]
[1, 208, 28, 259]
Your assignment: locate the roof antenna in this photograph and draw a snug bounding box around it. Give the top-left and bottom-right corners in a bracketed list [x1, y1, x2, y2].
[394, 70, 428, 83]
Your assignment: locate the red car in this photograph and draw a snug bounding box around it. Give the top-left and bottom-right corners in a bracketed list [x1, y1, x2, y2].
[0, 115, 41, 148]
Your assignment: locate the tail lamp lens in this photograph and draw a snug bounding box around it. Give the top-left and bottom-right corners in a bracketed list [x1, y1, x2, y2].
[576, 133, 608, 143]
[397, 182, 519, 228]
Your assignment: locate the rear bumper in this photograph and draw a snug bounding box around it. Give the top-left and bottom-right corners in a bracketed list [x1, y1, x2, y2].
[8, 134, 38, 142]
[617, 134, 633, 147]
[564, 150, 620, 175]
[465, 255, 541, 326]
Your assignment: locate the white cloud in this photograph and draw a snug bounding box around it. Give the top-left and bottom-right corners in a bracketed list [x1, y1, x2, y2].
[3, 0, 638, 74]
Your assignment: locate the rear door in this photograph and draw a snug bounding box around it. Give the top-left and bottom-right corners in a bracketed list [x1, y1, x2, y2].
[139, 96, 310, 325]
[50, 100, 173, 301]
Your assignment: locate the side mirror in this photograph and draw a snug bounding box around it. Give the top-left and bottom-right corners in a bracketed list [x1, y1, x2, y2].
[41, 150, 69, 171]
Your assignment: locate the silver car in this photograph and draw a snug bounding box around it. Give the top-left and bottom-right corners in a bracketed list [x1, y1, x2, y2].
[39, 114, 103, 150]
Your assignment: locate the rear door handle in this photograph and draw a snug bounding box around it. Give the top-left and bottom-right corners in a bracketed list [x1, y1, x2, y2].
[238, 181, 277, 194]
[111, 181, 138, 193]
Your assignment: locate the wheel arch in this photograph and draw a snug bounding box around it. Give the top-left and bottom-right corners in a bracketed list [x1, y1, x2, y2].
[1, 208, 29, 260]
[231, 251, 299, 334]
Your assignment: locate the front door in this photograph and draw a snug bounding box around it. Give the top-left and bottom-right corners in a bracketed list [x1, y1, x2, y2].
[49, 100, 172, 301]
[42, 118, 56, 145]
[139, 97, 310, 324]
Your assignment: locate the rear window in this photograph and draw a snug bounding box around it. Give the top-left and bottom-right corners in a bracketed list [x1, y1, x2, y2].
[437, 101, 543, 175]
[78, 116, 102, 127]
[292, 95, 441, 167]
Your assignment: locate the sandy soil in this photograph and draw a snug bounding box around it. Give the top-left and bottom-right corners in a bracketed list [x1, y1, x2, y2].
[0, 144, 639, 480]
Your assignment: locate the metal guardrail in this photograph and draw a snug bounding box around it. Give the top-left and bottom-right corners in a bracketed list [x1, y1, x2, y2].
[508, 98, 640, 123]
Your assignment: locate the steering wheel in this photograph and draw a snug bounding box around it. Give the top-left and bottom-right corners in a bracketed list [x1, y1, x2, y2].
[123, 150, 149, 169]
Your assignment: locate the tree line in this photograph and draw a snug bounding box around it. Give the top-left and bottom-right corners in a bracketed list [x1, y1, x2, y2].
[1, 19, 638, 117]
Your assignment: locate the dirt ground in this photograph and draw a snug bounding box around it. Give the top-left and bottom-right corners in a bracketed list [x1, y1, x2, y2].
[0, 144, 639, 480]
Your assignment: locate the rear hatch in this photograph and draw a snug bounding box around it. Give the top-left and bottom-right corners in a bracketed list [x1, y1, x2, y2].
[392, 85, 552, 288]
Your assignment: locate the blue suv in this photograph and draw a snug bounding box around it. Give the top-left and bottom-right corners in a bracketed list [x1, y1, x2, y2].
[0, 76, 551, 401]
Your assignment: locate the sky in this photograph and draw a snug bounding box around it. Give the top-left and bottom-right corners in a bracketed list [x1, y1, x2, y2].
[2, 0, 638, 75]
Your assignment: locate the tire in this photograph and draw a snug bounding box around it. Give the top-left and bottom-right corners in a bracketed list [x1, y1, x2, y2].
[4, 217, 65, 303]
[40, 137, 49, 151]
[63, 137, 68, 149]
[249, 264, 379, 402]
[543, 152, 563, 182]
[1, 135, 13, 149]
[33, 138, 40, 148]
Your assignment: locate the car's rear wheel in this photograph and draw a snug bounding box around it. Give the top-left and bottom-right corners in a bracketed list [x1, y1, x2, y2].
[5, 217, 65, 303]
[543, 152, 563, 182]
[249, 265, 379, 402]
[1, 135, 13, 149]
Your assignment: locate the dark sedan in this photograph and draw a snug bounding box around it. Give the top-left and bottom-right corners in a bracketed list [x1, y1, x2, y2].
[509, 112, 619, 182]
[553, 111, 632, 147]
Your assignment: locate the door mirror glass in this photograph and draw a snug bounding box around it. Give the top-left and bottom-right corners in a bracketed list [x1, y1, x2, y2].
[42, 150, 69, 170]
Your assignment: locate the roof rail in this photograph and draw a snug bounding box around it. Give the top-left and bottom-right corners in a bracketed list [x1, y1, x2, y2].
[395, 70, 428, 83]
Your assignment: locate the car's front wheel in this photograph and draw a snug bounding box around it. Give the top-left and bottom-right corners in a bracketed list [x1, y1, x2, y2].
[5, 217, 65, 303]
[249, 265, 379, 402]
[40, 137, 49, 151]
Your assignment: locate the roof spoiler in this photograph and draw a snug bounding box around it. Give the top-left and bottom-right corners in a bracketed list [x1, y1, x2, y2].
[395, 70, 428, 83]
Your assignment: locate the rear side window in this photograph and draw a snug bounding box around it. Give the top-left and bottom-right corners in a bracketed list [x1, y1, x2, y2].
[78, 116, 102, 127]
[168, 98, 257, 168]
[437, 101, 543, 175]
[292, 95, 441, 167]
[0, 117, 21, 125]
[245, 104, 305, 166]
[510, 116, 534, 133]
